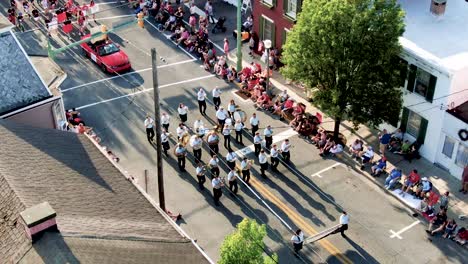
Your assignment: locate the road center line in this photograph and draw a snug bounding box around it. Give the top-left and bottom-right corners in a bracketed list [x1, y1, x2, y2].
[61, 59, 195, 92]
[75, 74, 215, 110]
[311, 163, 342, 178]
[389, 220, 420, 239]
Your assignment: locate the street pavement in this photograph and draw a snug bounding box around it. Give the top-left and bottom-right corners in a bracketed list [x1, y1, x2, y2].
[6, 1, 467, 263]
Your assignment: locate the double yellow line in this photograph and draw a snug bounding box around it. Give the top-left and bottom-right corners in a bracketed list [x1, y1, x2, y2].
[250, 178, 353, 264]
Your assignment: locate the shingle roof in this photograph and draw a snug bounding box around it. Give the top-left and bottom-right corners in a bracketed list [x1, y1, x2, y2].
[0, 31, 51, 116]
[0, 120, 210, 264]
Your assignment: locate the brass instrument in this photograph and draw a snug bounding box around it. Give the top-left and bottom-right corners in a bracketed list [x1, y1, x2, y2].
[235, 159, 254, 174]
[233, 110, 247, 123]
[178, 132, 190, 146]
[173, 146, 187, 157]
[207, 131, 220, 145]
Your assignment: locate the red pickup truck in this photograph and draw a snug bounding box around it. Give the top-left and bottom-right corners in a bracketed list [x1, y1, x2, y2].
[81, 34, 131, 73]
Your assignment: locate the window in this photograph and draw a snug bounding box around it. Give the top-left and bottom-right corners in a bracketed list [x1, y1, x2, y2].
[401, 107, 428, 144]
[287, 0, 298, 18]
[262, 0, 274, 6]
[414, 68, 431, 97]
[442, 136, 455, 158]
[407, 111, 422, 137]
[455, 144, 468, 167]
[260, 16, 275, 47]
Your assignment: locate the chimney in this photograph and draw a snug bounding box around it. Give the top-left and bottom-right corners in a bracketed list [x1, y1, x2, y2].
[19, 202, 58, 242]
[430, 0, 447, 16]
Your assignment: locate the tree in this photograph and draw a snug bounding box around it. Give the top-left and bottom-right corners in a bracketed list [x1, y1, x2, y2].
[281, 0, 406, 139]
[219, 218, 278, 264]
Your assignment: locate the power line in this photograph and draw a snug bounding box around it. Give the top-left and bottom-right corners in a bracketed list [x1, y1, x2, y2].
[404, 88, 468, 109]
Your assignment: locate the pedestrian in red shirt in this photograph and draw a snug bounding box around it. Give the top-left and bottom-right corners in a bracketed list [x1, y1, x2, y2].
[400, 169, 420, 197]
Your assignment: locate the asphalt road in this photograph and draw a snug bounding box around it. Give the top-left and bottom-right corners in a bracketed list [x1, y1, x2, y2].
[7, 1, 467, 263]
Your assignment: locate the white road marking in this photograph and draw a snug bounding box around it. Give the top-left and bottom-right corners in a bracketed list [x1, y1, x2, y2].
[311, 163, 341, 178]
[75, 74, 215, 110]
[61, 59, 195, 92]
[235, 129, 298, 156]
[144, 18, 198, 60]
[389, 220, 420, 239]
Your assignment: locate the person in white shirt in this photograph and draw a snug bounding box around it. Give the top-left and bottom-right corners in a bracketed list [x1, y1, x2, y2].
[291, 229, 304, 256]
[144, 115, 155, 142]
[234, 120, 244, 146]
[360, 146, 374, 169]
[190, 135, 203, 162]
[207, 131, 220, 156]
[212, 174, 223, 206]
[222, 124, 231, 150]
[258, 150, 268, 178]
[270, 144, 280, 171]
[176, 123, 188, 140]
[253, 132, 262, 157]
[227, 99, 236, 119]
[279, 89, 289, 103]
[197, 88, 207, 115]
[177, 103, 189, 123]
[161, 128, 170, 156]
[216, 106, 228, 129]
[194, 119, 205, 138]
[212, 86, 221, 110]
[209, 155, 220, 177]
[240, 157, 251, 183]
[263, 125, 273, 149]
[332, 211, 349, 237]
[161, 112, 170, 131]
[174, 143, 187, 172]
[281, 139, 292, 163]
[227, 169, 239, 195]
[330, 143, 344, 156]
[195, 162, 206, 190]
[250, 113, 259, 136]
[225, 149, 237, 170]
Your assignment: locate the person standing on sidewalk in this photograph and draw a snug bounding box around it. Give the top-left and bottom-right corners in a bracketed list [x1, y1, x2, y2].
[222, 124, 232, 150]
[178, 103, 189, 123]
[378, 129, 392, 155]
[174, 143, 187, 172]
[250, 113, 259, 136]
[270, 144, 280, 172]
[332, 211, 349, 237]
[190, 134, 203, 162]
[209, 155, 220, 177]
[161, 112, 170, 132]
[212, 174, 223, 206]
[460, 165, 468, 194]
[226, 149, 237, 170]
[197, 88, 207, 115]
[234, 120, 244, 146]
[263, 125, 273, 150]
[227, 169, 238, 195]
[144, 115, 155, 143]
[196, 163, 207, 190]
[212, 86, 221, 110]
[259, 150, 268, 178]
[241, 157, 251, 183]
[204, 0, 215, 24]
[223, 38, 229, 57]
[161, 129, 170, 156]
[216, 106, 228, 129]
[291, 229, 304, 257]
[281, 139, 292, 164]
[253, 132, 263, 157]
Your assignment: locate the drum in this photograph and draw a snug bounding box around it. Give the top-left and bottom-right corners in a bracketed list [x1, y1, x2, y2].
[233, 110, 247, 123]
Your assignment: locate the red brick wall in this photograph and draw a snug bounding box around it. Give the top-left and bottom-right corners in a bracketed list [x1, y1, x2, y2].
[252, 0, 295, 51]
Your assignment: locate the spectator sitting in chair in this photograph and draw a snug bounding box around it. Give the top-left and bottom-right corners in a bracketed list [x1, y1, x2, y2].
[280, 98, 295, 121]
[371, 157, 387, 176]
[388, 128, 403, 151]
[426, 209, 447, 236]
[359, 146, 374, 169]
[414, 177, 432, 199]
[330, 143, 344, 157]
[349, 139, 363, 158]
[255, 92, 271, 110]
[399, 169, 420, 197]
[384, 168, 402, 190]
[453, 227, 468, 245]
[404, 143, 421, 163]
[418, 197, 434, 216]
[442, 219, 458, 239]
[394, 139, 411, 154]
[319, 138, 334, 157]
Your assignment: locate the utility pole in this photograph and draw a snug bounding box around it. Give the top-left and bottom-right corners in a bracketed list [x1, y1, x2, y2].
[151, 48, 166, 212]
[236, 0, 242, 72]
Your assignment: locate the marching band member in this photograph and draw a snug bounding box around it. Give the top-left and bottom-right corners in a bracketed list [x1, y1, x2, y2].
[176, 123, 188, 140]
[281, 139, 292, 163]
[258, 150, 268, 178]
[225, 149, 237, 170]
[174, 143, 187, 172]
[161, 129, 170, 156]
[212, 86, 222, 110]
[212, 174, 223, 206]
[234, 119, 244, 146]
[196, 162, 207, 190]
[227, 169, 239, 195]
[190, 135, 203, 162]
[207, 130, 220, 156]
[209, 155, 220, 177]
[177, 103, 189, 123]
[250, 112, 260, 136]
[270, 144, 280, 172]
[253, 132, 262, 157]
[197, 88, 207, 115]
[161, 112, 170, 132]
[240, 157, 251, 183]
[228, 99, 236, 119]
[222, 124, 232, 150]
[263, 125, 273, 150]
[216, 106, 228, 129]
[194, 118, 205, 138]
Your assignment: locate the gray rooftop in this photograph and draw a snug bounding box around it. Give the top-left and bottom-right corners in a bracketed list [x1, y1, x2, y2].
[0, 120, 209, 264]
[0, 31, 51, 116]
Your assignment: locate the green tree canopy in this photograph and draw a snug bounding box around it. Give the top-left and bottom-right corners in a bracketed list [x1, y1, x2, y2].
[281, 0, 406, 138]
[219, 218, 278, 264]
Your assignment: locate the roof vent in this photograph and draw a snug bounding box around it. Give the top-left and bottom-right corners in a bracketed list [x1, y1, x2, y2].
[430, 0, 447, 16]
[19, 202, 58, 243]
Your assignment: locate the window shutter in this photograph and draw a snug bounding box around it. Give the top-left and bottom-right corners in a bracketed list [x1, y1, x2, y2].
[259, 16, 264, 40]
[400, 107, 409, 132]
[272, 0, 277, 7]
[283, 0, 288, 14]
[297, 0, 302, 13]
[406, 64, 417, 92]
[426, 74, 437, 103]
[271, 21, 276, 47]
[399, 59, 408, 87]
[417, 117, 428, 144]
